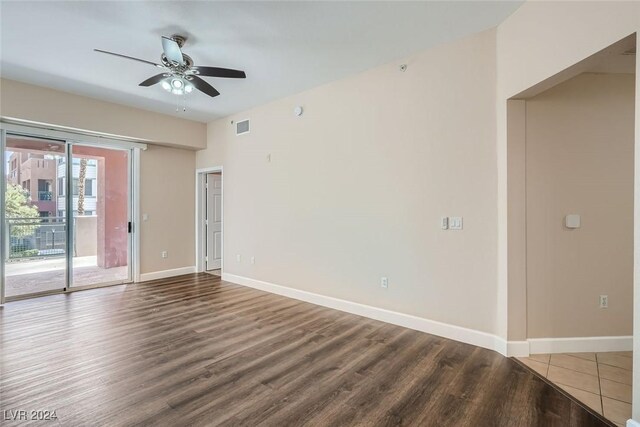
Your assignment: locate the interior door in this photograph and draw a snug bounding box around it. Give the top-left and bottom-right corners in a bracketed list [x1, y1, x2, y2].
[206, 173, 222, 271]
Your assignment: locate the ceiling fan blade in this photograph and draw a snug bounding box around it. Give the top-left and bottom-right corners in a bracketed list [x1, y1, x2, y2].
[162, 36, 185, 65]
[190, 76, 220, 97]
[191, 66, 246, 78]
[94, 49, 163, 68]
[139, 74, 168, 87]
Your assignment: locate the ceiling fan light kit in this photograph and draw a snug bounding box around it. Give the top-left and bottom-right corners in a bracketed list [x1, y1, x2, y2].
[94, 34, 246, 103]
[161, 77, 194, 95]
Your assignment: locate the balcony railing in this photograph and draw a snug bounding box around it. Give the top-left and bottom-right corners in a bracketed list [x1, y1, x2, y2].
[5, 217, 66, 260]
[38, 191, 53, 201]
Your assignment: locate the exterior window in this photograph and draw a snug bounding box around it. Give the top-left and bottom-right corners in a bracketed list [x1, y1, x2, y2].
[38, 180, 52, 200]
[58, 178, 64, 196]
[71, 178, 93, 196]
[85, 179, 93, 196]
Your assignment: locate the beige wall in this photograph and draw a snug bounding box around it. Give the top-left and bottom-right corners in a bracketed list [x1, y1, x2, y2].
[199, 29, 499, 334]
[75, 216, 97, 257]
[0, 78, 206, 149]
[525, 73, 635, 338]
[496, 2, 639, 419]
[506, 99, 527, 341]
[497, 0, 640, 342]
[140, 145, 195, 274]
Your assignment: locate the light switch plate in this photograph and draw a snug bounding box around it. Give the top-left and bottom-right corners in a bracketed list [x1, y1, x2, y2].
[449, 216, 463, 230]
[440, 217, 449, 230]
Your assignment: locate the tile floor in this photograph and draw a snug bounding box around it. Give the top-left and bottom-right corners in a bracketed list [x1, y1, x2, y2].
[517, 352, 632, 426]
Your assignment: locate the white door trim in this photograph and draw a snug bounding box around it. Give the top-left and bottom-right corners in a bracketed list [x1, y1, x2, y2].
[195, 166, 223, 274]
[0, 120, 149, 150]
[0, 129, 5, 305]
[132, 148, 142, 282]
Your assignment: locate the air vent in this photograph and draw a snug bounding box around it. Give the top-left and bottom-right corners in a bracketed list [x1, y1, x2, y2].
[236, 119, 250, 135]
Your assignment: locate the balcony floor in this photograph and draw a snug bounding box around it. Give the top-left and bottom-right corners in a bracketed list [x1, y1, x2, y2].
[4, 256, 128, 298]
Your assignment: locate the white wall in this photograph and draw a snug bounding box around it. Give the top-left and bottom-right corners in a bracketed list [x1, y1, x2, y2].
[199, 29, 499, 336]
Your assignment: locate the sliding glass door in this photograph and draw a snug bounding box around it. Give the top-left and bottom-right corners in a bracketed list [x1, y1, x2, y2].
[1, 130, 134, 301]
[3, 135, 68, 298]
[70, 145, 131, 288]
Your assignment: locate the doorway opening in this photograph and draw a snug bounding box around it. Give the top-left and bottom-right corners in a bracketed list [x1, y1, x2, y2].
[196, 167, 223, 278]
[507, 34, 636, 422]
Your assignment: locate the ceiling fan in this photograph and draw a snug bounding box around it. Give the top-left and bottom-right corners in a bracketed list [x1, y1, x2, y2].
[94, 34, 246, 98]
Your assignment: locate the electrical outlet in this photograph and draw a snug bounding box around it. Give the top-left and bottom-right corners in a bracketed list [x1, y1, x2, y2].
[251, 257, 255, 265]
[236, 254, 241, 263]
[380, 277, 388, 289]
[161, 251, 168, 259]
[599, 295, 608, 309]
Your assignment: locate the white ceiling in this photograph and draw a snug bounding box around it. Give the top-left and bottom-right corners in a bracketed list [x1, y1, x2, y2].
[0, 1, 523, 123]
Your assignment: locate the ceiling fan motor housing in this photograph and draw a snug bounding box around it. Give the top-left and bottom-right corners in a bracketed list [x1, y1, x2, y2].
[171, 34, 187, 48]
[161, 53, 193, 71]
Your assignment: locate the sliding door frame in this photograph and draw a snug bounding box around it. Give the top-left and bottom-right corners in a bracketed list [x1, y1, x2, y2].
[0, 131, 68, 302]
[67, 141, 134, 291]
[65, 142, 73, 291]
[0, 122, 146, 303]
[0, 129, 5, 305]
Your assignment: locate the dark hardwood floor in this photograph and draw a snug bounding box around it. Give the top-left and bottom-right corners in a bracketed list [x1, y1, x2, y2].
[0, 274, 613, 426]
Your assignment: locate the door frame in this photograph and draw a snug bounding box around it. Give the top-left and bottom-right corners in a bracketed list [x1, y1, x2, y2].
[195, 166, 223, 275]
[0, 122, 145, 304]
[67, 141, 135, 290]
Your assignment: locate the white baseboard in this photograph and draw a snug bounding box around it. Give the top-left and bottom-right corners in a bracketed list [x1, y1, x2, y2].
[223, 273, 506, 355]
[139, 266, 196, 282]
[507, 340, 530, 357]
[218, 273, 633, 359]
[529, 335, 632, 354]
[626, 419, 640, 427]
